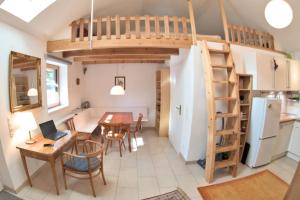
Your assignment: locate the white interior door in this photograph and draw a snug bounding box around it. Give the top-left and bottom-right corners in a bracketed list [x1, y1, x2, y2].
[169, 63, 185, 153]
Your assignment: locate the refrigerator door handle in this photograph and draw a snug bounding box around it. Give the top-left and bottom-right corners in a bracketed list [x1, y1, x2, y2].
[259, 136, 277, 140]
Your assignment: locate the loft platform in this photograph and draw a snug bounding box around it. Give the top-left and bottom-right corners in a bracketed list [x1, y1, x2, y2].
[47, 15, 221, 53]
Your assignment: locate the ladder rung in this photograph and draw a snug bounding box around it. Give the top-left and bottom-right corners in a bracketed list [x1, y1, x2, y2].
[215, 97, 237, 101]
[213, 80, 236, 84]
[216, 129, 237, 136]
[216, 113, 238, 118]
[211, 64, 233, 69]
[215, 159, 236, 169]
[209, 49, 230, 54]
[216, 144, 237, 153]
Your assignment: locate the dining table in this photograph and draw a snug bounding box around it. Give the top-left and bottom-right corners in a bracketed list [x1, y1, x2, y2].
[98, 112, 133, 152]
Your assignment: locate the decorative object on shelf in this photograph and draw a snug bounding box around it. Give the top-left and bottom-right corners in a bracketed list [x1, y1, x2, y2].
[273, 59, 279, 71]
[76, 78, 80, 85]
[265, 0, 293, 29]
[83, 67, 87, 75]
[110, 65, 125, 95]
[15, 112, 38, 144]
[9, 51, 42, 113]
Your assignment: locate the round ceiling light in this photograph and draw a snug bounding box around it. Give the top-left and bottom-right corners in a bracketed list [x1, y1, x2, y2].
[110, 85, 125, 95]
[265, 0, 293, 29]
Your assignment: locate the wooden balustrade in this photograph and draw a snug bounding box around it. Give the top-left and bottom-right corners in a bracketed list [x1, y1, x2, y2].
[228, 24, 275, 50]
[70, 15, 192, 42]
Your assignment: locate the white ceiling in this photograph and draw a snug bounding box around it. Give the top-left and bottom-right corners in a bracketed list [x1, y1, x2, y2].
[0, 0, 299, 52]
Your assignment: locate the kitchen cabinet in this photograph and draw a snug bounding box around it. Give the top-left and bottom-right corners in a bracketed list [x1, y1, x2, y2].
[274, 57, 289, 91]
[272, 121, 293, 160]
[288, 122, 300, 161]
[245, 52, 288, 91]
[288, 60, 300, 91]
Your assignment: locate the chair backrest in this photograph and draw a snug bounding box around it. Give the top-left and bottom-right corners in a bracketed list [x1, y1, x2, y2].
[101, 123, 127, 135]
[135, 113, 143, 132]
[65, 117, 76, 131]
[83, 140, 104, 158]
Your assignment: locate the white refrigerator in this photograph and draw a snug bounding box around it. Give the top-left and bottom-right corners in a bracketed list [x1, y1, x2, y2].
[246, 97, 281, 168]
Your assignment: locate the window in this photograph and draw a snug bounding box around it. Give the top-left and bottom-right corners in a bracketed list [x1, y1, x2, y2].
[0, 0, 57, 23]
[46, 58, 69, 113]
[46, 64, 60, 108]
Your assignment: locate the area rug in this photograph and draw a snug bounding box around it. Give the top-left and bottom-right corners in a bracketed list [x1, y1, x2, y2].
[0, 191, 23, 200]
[198, 170, 288, 200]
[142, 188, 191, 200]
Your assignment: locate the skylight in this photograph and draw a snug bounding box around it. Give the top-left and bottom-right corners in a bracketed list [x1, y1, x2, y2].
[0, 0, 56, 23]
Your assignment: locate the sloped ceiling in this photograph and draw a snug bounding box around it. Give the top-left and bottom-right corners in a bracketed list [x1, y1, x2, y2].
[0, 0, 299, 52]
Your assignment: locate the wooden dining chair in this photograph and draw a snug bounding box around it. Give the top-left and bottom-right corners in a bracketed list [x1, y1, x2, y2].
[65, 117, 92, 153]
[132, 113, 143, 144]
[61, 140, 106, 197]
[102, 123, 127, 157]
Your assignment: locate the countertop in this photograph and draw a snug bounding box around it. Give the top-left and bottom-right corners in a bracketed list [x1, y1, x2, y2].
[280, 113, 300, 123]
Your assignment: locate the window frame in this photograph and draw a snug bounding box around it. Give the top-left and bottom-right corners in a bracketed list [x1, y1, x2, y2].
[46, 64, 60, 109]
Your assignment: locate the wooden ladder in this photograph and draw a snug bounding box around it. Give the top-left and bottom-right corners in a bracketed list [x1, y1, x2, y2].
[202, 41, 241, 183]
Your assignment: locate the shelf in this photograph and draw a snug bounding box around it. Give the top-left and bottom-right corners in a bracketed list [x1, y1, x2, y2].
[241, 118, 248, 121]
[239, 89, 251, 91]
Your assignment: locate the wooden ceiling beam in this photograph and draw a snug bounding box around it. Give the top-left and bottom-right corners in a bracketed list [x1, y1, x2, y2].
[82, 60, 165, 65]
[73, 55, 170, 62]
[63, 48, 179, 58]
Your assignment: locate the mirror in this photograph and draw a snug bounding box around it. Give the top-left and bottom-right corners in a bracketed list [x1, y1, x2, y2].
[9, 51, 42, 112]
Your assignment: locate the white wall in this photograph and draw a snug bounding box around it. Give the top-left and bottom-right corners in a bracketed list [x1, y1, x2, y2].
[0, 22, 83, 191]
[82, 63, 165, 127]
[169, 45, 208, 162]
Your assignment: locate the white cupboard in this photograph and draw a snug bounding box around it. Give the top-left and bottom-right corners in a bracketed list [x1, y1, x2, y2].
[274, 57, 289, 91]
[288, 122, 300, 161]
[272, 121, 293, 160]
[288, 60, 300, 91]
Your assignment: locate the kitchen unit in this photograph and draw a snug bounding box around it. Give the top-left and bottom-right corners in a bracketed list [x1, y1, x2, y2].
[246, 97, 281, 168]
[288, 121, 300, 161]
[244, 52, 300, 91]
[272, 120, 294, 160]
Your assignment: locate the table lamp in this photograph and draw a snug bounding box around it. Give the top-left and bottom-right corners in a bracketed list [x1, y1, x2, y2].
[19, 112, 38, 144]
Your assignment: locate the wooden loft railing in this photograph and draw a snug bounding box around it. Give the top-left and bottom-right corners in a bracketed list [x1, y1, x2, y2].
[48, 14, 214, 53]
[71, 16, 192, 42]
[218, 0, 280, 53]
[227, 24, 275, 50]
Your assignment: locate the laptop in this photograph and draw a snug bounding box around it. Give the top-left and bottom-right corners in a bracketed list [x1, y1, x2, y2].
[39, 120, 67, 141]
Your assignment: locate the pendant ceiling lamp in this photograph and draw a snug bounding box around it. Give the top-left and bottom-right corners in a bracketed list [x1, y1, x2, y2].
[110, 65, 125, 95]
[265, 0, 293, 29]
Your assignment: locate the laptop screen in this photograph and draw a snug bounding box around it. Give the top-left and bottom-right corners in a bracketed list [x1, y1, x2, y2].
[39, 120, 57, 137]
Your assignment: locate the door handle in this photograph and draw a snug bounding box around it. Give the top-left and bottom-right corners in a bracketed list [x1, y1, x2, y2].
[176, 105, 182, 115]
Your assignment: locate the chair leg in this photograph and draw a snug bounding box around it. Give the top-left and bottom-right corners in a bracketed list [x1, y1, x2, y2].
[134, 132, 137, 145]
[101, 165, 107, 185]
[122, 140, 126, 150]
[105, 140, 110, 155]
[60, 157, 68, 190]
[119, 140, 122, 157]
[88, 172, 96, 197]
[62, 169, 68, 190]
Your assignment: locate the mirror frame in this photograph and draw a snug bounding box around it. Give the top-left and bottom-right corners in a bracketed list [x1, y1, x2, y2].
[9, 51, 42, 113]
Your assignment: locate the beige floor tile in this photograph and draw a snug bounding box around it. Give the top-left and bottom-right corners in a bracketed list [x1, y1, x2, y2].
[138, 177, 160, 199]
[115, 187, 138, 200]
[118, 167, 138, 188]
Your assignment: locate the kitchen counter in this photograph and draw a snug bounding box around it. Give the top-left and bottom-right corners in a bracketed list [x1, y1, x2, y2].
[280, 113, 300, 123]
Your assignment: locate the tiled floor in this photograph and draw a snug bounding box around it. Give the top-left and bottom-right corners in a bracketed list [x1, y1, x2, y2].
[16, 128, 297, 200]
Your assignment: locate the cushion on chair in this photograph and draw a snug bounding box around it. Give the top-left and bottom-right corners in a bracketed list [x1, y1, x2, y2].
[64, 153, 100, 172]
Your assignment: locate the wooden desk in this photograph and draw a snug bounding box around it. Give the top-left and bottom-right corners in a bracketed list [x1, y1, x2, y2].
[16, 131, 76, 195]
[99, 112, 133, 152]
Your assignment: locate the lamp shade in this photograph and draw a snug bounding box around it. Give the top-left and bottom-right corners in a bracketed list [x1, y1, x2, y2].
[27, 88, 38, 96]
[15, 112, 38, 131]
[265, 0, 293, 29]
[110, 85, 125, 95]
